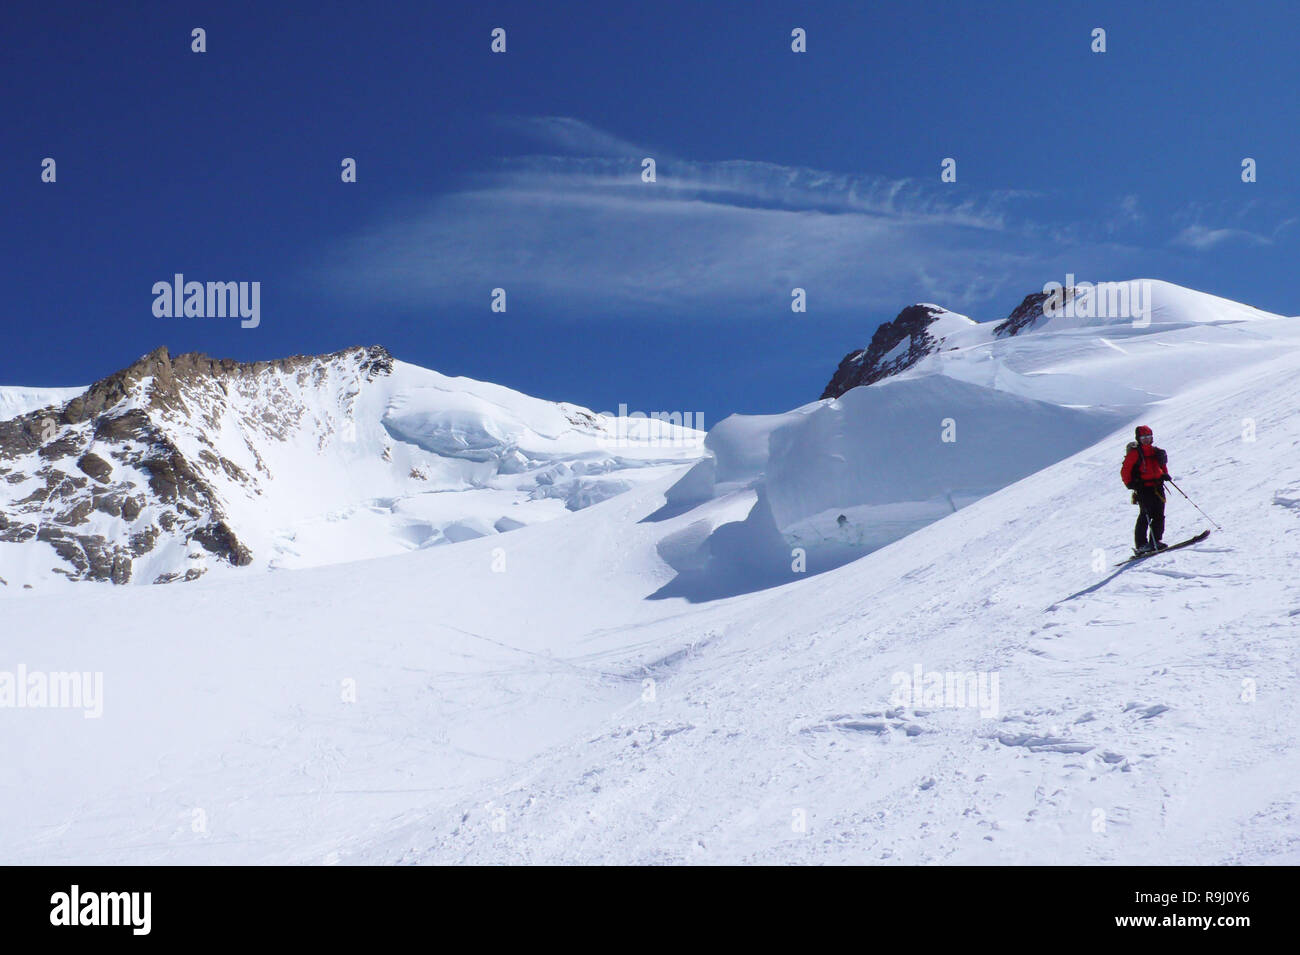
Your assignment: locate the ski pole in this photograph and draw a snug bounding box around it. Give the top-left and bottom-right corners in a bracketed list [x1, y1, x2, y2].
[1165, 479, 1223, 531]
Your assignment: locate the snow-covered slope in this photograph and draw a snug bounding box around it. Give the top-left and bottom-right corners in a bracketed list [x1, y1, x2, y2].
[0, 346, 703, 590]
[355, 334, 1300, 865]
[664, 281, 1300, 582]
[827, 280, 1288, 398]
[4, 281, 1299, 866]
[0, 386, 84, 421]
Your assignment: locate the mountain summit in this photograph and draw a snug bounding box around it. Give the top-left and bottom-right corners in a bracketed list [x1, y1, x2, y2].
[820, 280, 1283, 400]
[0, 345, 701, 588]
[660, 280, 1290, 591]
[820, 304, 976, 399]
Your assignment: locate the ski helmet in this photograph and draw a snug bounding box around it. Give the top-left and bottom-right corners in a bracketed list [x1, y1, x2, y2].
[1135, 425, 1153, 439]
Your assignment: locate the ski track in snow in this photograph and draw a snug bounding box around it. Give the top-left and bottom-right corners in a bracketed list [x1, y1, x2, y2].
[356, 347, 1300, 866]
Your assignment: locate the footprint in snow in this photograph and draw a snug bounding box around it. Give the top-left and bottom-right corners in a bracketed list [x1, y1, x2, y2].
[994, 733, 1095, 754]
[803, 709, 927, 738]
[1123, 702, 1170, 720]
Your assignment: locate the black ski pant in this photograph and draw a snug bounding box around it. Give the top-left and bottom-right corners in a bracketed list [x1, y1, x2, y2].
[1134, 484, 1166, 548]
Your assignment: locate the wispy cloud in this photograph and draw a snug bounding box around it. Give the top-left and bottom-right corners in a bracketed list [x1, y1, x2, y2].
[1167, 197, 1299, 252]
[492, 115, 655, 159]
[478, 154, 1016, 228]
[323, 116, 1142, 318]
[1171, 224, 1271, 251]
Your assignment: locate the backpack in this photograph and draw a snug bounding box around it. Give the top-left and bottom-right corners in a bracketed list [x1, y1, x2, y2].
[1127, 440, 1167, 486]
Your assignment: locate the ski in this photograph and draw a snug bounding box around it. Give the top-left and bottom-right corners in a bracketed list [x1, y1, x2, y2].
[1114, 529, 1211, 566]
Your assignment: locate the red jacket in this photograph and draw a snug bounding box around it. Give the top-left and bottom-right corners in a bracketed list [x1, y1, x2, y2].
[1122, 443, 1168, 488]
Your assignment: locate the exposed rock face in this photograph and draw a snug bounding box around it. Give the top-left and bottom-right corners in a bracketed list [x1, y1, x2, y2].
[821, 287, 1084, 400]
[77, 452, 113, 483]
[0, 345, 394, 585]
[821, 305, 953, 400]
[993, 287, 1079, 338]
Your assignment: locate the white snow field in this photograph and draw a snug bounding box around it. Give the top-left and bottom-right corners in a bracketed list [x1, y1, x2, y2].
[3, 280, 1300, 864]
[0, 386, 83, 421]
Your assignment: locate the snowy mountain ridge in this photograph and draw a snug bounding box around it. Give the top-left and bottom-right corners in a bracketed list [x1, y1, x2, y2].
[6, 278, 1300, 864]
[823, 279, 1285, 399]
[5, 279, 1300, 864]
[658, 280, 1297, 590]
[0, 345, 703, 590]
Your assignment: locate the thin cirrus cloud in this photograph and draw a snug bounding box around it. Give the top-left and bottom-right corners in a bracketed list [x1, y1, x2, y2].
[492, 114, 656, 159]
[1171, 224, 1271, 251]
[325, 117, 1120, 318]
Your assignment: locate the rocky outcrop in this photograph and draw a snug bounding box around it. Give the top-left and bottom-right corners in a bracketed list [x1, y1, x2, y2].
[821, 305, 953, 400]
[821, 287, 1085, 400]
[993, 287, 1079, 338]
[0, 344, 394, 585]
[77, 452, 113, 483]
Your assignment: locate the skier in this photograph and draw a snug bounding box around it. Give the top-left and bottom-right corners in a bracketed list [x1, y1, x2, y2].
[1121, 425, 1171, 555]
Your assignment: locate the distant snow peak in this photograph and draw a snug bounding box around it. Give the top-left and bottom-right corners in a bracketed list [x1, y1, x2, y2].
[666, 280, 1292, 592]
[828, 279, 1281, 401]
[1043, 276, 1152, 327]
[821, 303, 974, 399]
[0, 344, 402, 587]
[0, 344, 702, 590]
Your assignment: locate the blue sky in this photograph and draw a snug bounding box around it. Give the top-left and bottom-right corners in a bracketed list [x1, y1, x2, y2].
[4, 0, 1298, 423]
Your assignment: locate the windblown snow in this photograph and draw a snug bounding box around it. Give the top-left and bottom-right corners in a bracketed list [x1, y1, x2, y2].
[4, 280, 1299, 865]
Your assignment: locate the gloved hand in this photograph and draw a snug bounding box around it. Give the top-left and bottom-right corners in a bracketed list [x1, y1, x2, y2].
[1163, 474, 1174, 482]
[1131, 491, 1139, 505]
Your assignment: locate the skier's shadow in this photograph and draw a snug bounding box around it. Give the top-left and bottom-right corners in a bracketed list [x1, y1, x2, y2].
[1046, 562, 1142, 610]
[1048, 531, 1216, 610]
